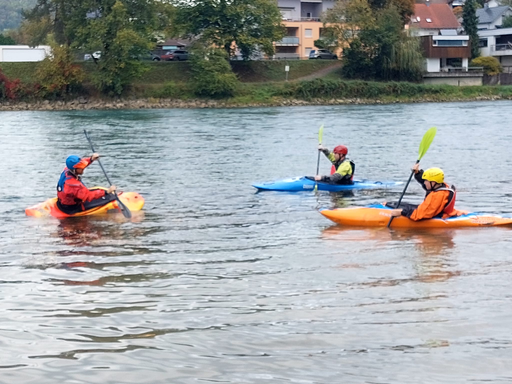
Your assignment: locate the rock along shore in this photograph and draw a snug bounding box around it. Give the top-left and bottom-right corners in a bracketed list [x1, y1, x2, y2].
[0, 95, 508, 111]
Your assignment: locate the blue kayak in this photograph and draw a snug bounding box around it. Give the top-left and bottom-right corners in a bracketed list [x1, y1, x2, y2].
[252, 176, 403, 192]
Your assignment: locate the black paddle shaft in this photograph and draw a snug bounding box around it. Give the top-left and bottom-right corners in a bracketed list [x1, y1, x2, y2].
[83, 130, 132, 218]
[316, 150, 321, 175]
[387, 160, 419, 228]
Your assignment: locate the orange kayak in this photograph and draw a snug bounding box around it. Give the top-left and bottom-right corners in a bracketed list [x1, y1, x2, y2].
[320, 204, 512, 228]
[25, 191, 144, 219]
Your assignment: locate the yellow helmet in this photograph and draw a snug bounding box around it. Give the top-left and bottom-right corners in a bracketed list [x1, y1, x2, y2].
[422, 167, 444, 183]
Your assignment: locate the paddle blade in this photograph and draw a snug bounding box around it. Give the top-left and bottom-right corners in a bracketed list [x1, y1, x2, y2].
[116, 196, 132, 219]
[418, 127, 437, 161]
[318, 124, 324, 145]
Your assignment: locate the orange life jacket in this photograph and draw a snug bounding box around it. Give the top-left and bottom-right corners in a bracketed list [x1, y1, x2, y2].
[409, 183, 459, 221]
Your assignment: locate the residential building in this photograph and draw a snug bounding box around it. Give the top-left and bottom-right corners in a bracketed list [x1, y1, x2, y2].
[276, 0, 336, 59]
[476, 1, 512, 30]
[410, 4, 471, 72]
[476, 1, 512, 71]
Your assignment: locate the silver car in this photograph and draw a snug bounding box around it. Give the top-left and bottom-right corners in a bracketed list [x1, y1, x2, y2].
[309, 49, 338, 60]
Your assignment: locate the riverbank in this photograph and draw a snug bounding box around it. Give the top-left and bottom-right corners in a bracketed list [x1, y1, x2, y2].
[1, 93, 510, 111]
[2, 60, 512, 110]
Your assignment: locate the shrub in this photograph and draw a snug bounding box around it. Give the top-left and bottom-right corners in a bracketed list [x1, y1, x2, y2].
[36, 44, 85, 98]
[190, 47, 239, 98]
[470, 56, 502, 76]
[0, 68, 21, 100]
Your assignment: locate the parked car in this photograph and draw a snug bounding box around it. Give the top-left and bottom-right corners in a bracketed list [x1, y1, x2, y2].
[160, 50, 189, 61]
[309, 49, 337, 60]
[84, 51, 101, 61]
[140, 51, 161, 61]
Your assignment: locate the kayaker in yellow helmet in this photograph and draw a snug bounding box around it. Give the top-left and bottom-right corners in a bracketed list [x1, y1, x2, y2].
[314, 144, 355, 185]
[387, 164, 464, 221]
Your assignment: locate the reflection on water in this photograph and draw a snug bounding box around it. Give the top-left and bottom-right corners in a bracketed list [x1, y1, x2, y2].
[2, 103, 512, 383]
[322, 226, 460, 284]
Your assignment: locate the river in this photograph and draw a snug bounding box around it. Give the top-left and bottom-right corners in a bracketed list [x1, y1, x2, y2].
[1, 102, 512, 383]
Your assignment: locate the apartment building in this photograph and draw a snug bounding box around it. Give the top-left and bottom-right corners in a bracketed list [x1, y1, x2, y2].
[275, 0, 336, 59]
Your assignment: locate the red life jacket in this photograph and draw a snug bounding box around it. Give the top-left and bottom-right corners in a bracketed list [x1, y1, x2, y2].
[436, 185, 457, 216]
[57, 169, 106, 206]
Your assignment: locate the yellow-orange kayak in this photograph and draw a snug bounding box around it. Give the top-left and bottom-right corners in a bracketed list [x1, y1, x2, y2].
[320, 204, 512, 228]
[25, 192, 144, 219]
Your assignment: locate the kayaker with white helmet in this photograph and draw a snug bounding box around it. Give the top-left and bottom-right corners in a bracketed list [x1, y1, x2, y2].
[388, 164, 463, 221]
[314, 144, 355, 185]
[56, 154, 117, 214]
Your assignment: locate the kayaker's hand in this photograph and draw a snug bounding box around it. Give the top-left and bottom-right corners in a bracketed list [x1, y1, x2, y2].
[390, 209, 402, 217]
[318, 145, 325, 151]
[314, 175, 322, 181]
[412, 163, 420, 174]
[91, 153, 100, 161]
[107, 185, 117, 194]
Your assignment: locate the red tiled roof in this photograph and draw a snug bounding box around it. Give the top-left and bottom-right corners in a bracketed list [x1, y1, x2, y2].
[411, 4, 460, 29]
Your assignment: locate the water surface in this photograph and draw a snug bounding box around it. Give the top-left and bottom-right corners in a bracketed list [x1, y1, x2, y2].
[1, 102, 512, 383]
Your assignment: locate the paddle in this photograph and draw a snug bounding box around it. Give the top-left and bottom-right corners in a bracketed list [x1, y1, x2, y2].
[387, 127, 437, 228]
[314, 124, 324, 192]
[83, 130, 132, 219]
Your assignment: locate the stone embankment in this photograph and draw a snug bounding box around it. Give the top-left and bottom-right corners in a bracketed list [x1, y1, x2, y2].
[0, 95, 508, 111]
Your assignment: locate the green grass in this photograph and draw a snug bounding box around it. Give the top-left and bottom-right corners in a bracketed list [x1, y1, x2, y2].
[230, 60, 337, 82]
[0, 62, 41, 83]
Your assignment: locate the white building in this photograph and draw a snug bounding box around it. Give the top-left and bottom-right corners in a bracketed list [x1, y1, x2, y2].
[0, 45, 51, 62]
[477, 1, 512, 70]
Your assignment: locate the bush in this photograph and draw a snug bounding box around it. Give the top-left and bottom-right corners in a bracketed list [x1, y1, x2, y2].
[470, 56, 503, 76]
[36, 44, 85, 97]
[0, 68, 21, 100]
[190, 47, 239, 98]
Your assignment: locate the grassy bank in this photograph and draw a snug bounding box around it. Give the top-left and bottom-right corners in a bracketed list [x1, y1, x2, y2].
[125, 78, 512, 105]
[0, 60, 337, 85]
[2, 61, 512, 108]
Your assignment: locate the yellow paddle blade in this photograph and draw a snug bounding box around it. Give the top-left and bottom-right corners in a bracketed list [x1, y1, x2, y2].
[318, 124, 324, 145]
[418, 127, 437, 161]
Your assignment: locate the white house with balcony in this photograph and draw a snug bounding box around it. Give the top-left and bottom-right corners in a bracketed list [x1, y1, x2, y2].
[477, 1, 512, 70]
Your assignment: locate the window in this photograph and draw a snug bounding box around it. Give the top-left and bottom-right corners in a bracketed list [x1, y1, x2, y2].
[479, 39, 488, 47]
[305, 47, 313, 57]
[426, 18, 432, 23]
[433, 40, 468, 47]
[305, 29, 313, 38]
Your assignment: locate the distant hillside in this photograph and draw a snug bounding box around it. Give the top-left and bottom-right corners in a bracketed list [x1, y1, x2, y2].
[0, 0, 37, 31]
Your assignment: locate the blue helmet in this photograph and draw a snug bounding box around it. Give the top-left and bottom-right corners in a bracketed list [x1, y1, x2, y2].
[66, 155, 82, 169]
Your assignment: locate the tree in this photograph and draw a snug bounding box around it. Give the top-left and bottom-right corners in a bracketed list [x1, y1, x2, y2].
[341, 3, 423, 81]
[322, 0, 375, 49]
[171, 0, 285, 60]
[502, 15, 512, 28]
[189, 46, 239, 97]
[462, 0, 480, 59]
[35, 38, 84, 97]
[0, 34, 16, 45]
[24, 0, 172, 95]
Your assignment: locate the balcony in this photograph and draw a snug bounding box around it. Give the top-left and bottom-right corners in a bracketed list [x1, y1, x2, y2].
[275, 37, 300, 46]
[491, 43, 512, 55]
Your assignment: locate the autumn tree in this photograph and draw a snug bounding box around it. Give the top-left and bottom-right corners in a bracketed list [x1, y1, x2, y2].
[171, 0, 285, 60]
[24, 0, 173, 95]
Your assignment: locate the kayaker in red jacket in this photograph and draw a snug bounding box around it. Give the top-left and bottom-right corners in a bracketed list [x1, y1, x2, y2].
[57, 154, 116, 214]
[388, 164, 464, 221]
